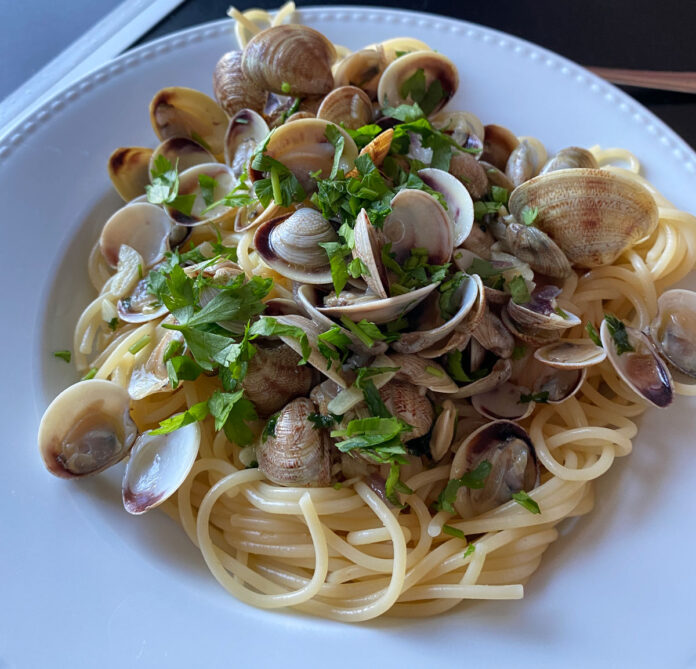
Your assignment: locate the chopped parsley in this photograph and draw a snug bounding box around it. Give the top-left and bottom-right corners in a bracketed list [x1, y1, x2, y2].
[519, 391, 550, 404]
[442, 524, 466, 540]
[511, 491, 541, 514]
[316, 325, 352, 370]
[200, 172, 254, 214]
[251, 146, 306, 208]
[463, 543, 476, 558]
[53, 350, 71, 363]
[586, 321, 603, 347]
[382, 244, 449, 295]
[198, 174, 218, 207]
[128, 335, 151, 355]
[81, 367, 97, 380]
[397, 67, 447, 116]
[507, 275, 531, 305]
[146, 155, 196, 216]
[340, 316, 393, 347]
[262, 413, 279, 441]
[307, 412, 342, 429]
[521, 205, 539, 226]
[604, 314, 634, 355]
[108, 317, 119, 331]
[385, 461, 414, 506]
[436, 460, 492, 512]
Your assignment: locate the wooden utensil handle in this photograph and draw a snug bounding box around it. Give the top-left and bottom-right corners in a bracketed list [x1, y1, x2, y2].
[587, 67, 696, 93]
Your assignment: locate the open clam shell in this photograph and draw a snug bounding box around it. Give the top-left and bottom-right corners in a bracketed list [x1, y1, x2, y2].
[534, 339, 606, 369]
[332, 47, 387, 99]
[164, 163, 237, 227]
[601, 318, 673, 408]
[149, 86, 228, 158]
[506, 286, 581, 332]
[100, 202, 171, 269]
[449, 358, 513, 399]
[382, 189, 453, 265]
[377, 50, 458, 115]
[108, 147, 153, 202]
[150, 137, 215, 175]
[253, 118, 358, 193]
[38, 380, 137, 478]
[390, 353, 458, 393]
[481, 124, 519, 171]
[649, 289, 696, 378]
[393, 274, 479, 354]
[254, 208, 337, 284]
[540, 146, 598, 174]
[450, 420, 539, 517]
[318, 282, 439, 326]
[431, 110, 484, 152]
[224, 109, 270, 179]
[122, 422, 200, 514]
[353, 209, 388, 298]
[505, 136, 547, 187]
[508, 168, 659, 268]
[418, 167, 474, 247]
[471, 382, 535, 421]
[317, 86, 373, 130]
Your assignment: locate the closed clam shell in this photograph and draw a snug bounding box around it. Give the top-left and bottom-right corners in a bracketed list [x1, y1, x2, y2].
[508, 168, 659, 268]
[505, 137, 547, 187]
[480, 160, 516, 192]
[390, 353, 458, 393]
[122, 422, 200, 514]
[449, 152, 489, 200]
[380, 381, 434, 441]
[472, 306, 515, 358]
[471, 382, 535, 421]
[601, 318, 673, 408]
[317, 86, 373, 130]
[150, 86, 228, 158]
[242, 25, 336, 96]
[38, 380, 137, 478]
[108, 147, 153, 201]
[254, 208, 337, 284]
[100, 202, 171, 269]
[648, 289, 696, 378]
[257, 397, 332, 486]
[505, 222, 573, 279]
[242, 343, 315, 416]
[213, 50, 267, 117]
[377, 51, 458, 115]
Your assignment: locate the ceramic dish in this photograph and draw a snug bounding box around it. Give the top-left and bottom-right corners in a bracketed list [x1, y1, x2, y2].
[2, 7, 695, 668]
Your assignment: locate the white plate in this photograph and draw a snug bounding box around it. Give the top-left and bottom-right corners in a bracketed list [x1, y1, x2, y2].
[2, 8, 695, 668]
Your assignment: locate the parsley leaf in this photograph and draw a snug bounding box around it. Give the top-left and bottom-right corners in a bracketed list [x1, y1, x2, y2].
[511, 491, 541, 514]
[507, 275, 531, 304]
[436, 460, 493, 512]
[252, 151, 306, 207]
[307, 412, 342, 429]
[319, 242, 351, 296]
[519, 391, 549, 404]
[53, 350, 71, 363]
[604, 314, 634, 355]
[146, 155, 196, 216]
[166, 355, 204, 387]
[317, 325, 352, 370]
[521, 205, 539, 226]
[340, 316, 391, 347]
[346, 124, 382, 149]
[262, 413, 279, 441]
[442, 524, 466, 540]
[324, 124, 346, 179]
[151, 400, 210, 435]
[586, 321, 603, 347]
[381, 102, 425, 122]
[248, 316, 311, 363]
[200, 173, 254, 214]
[198, 174, 218, 207]
[385, 461, 414, 506]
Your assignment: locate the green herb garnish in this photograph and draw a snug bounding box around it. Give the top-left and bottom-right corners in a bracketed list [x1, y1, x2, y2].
[53, 350, 71, 363]
[436, 460, 493, 512]
[586, 321, 602, 347]
[442, 524, 466, 540]
[519, 391, 549, 404]
[604, 314, 634, 355]
[511, 491, 541, 514]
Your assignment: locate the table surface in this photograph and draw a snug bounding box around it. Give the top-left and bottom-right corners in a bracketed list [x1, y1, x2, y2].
[135, 0, 696, 152]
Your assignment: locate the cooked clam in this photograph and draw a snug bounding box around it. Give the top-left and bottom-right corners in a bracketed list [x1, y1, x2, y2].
[390, 353, 458, 393]
[540, 146, 598, 174]
[505, 136, 547, 187]
[100, 202, 171, 269]
[38, 380, 137, 478]
[242, 25, 336, 96]
[649, 289, 696, 378]
[505, 222, 573, 279]
[163, 163, 237, 227]
[150, 137, 215, 174]
[601, 317, 673, 408]
[471, 382, 535, 421]
[213, 50, 267, 117]
[481, 124, 519, 171]
[108, 147, 153, 202]
[317, 86, 373, 130]
[252, 118, 357, 193]
[448, 152, 489, 200]
[318, 282, 439, 325]
[353, 209, 389, 298]
[534, 339, 606, 369]
[380, 380, 434, 441]
[242, 342, 316, 416]
[382, 189, 453, 265]
[122, 422, 200, 514]
[254, 207, 337, 284]
[257, 397, 332, 486]
[508, 168, 659, 268]
[117, 274, 169, 324]
[377, 51, 458, 115]
[431, 110, 484, 152]
[449, 358, 513, 399]
[450, 420, 539, 516]
[332, 47, 386, 99]
[418, 168, 474, 247]
[150, 87, 228, 158]
[224, 109, 270, 178]
[506, 285, 581, 332]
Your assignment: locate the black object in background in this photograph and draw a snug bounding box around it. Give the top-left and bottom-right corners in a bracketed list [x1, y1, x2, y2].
[137, 0, 696, 150]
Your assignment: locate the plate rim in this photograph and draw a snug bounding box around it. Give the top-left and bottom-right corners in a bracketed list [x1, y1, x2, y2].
[1, 5, 695, 179]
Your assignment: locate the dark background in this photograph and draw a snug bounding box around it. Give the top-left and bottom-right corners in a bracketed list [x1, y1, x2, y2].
[135, 0, 696, 151]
